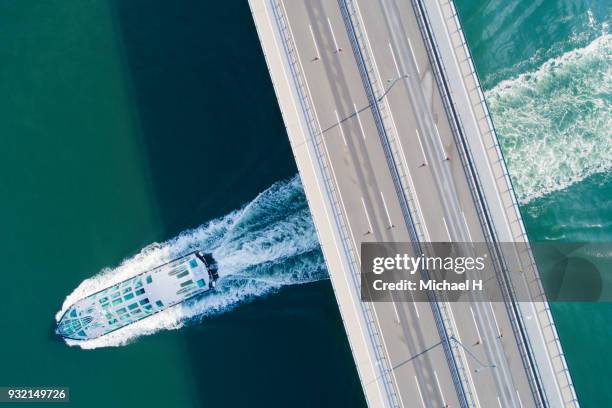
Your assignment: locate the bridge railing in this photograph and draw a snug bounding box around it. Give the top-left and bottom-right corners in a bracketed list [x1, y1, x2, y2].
[407, 0, 584, 406]
[444, 1, 580, 405]
[268, 1, 401, 407]
[338, 1, 477, 407]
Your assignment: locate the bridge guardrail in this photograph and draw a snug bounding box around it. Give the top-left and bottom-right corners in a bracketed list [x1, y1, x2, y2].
[339, 1, 474, 407]
[443, 1, 580, 405]
[268, 1, 401, 406]
[407, 0, 584, 406]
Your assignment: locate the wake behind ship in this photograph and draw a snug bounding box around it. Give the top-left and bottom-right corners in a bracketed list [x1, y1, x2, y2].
[56, 251, 219, 340]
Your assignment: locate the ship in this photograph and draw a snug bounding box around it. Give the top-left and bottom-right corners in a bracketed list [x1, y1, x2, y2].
[56, 251, 219, 340]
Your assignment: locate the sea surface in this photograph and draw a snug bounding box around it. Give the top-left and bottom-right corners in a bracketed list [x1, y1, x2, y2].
[458, 0, 611, 406]
[0, 0, 609, 407]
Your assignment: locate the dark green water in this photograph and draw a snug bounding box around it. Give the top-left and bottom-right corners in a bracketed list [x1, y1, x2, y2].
[0, 1, 364, 407]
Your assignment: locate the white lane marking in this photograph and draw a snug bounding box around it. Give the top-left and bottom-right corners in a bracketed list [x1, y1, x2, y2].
[442, 217, 451, 241]
[497, 396, 503, 408]
[308, 24, 320, 60]
[280, 17, 406, 408]
[396, 134, 431, 240]
[516, 389, 524, 408]
[380, 191, 393, 229]
[382, 96, 431, 241]
[446, 304, 483, 408]
[410, 292, 420, 318]
[470, 306, 483, 344]
[415, 128, 428, 166]
[334, 110, 347, 146]
[433, 370, 446, 405]
[349, 0, 425, 245]
[388, 42, 401, 77]
[342, 7, 414, 408]
[489, 302, 502, 337]
[342, 2, 470, 406]
[344, 2, 454, 407]
[353, 103, 366, 140]
[407, 37, 420, 75]
[433, 124, 448, 159]
[269, 16, 395, 405]
[275, 2, 357, 250]
[361, 196, 373, 234]
[327, 18, 340, 52]
[431, 0, 520, 256]
[461, 211, 473, 241]
[391, 301, 400, 323]
[414, 376, 426, 408]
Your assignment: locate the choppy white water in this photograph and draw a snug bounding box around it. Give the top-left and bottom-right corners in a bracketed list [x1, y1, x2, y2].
[487, 33, 611, 203]
[56, 176, 326, 349]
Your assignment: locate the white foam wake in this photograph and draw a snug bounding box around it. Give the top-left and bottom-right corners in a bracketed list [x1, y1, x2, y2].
[486, 33, 611, 203]
[55, 176, 327, 349]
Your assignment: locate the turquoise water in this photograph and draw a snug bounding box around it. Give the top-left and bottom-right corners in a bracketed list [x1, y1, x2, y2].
[457, 0, 611, 405]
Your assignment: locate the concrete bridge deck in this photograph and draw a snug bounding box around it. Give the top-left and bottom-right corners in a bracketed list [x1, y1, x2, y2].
[248, 0, 578, 406]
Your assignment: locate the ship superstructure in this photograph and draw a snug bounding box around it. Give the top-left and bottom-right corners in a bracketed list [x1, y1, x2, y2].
[56, 251, 219, 340]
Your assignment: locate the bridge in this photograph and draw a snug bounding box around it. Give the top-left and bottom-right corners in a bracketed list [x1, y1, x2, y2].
[249, 0, 579, 406]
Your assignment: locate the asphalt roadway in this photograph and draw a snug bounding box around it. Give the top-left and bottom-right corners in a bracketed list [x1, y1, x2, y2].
[277, 0, 539, 406]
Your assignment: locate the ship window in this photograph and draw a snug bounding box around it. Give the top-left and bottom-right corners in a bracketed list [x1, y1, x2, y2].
[180, 280, 193, 288]
[124, 293, 134, 301]
[135, 288, 145, 296]
[139, 298, 150, 305]
[112, 298, 123, 306]
[102, 303, 110, 309]
[105, 313, 113, 319]
[156, 300, 164, 307]
[116, 308, 126, 314]
[143, 305, 152, 311]
[131, 309, 141, 315]
[189, 259, 198, 269]
[146, 275, 153, 284]
[111, 292, 120, 299]
[77, 330, 86, 337]
[70, 309, 77, 318]
[176, 270, 189, 279]
[99, 297, 108, 304]
[197, 279, 206, 288]
[119, 314, 129, 320]
[128, 303, 138, 310]
[122, 287, 131, 294]
[134, 280, 143, 288]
